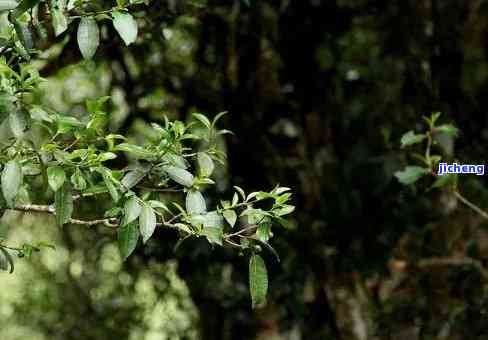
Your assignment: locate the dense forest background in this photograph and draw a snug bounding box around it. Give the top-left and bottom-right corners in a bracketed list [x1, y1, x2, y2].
[2, 0, 488, 339]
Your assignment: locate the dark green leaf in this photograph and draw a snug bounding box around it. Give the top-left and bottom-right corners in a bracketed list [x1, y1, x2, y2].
[55, 183, 73, 226]
[13, 20, 33, 50]
[11, 0, 40, 18]
[0, 247, 14, 273]
[435, 124, 459, 137]
[9, 111, 27, 138]
[70, 168, 86, 191]
[118, 221, 139, 261]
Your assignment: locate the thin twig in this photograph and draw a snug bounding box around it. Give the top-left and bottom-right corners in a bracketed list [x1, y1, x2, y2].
[454, 191, 488, 220]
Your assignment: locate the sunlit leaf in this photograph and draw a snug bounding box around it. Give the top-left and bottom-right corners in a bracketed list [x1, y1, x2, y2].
[1, 160, 22, 207]
[139, 205, 156, 244]
[77, 17, 100, 59]
[112, 11, 138, 46]
[186, 190, 206, 215]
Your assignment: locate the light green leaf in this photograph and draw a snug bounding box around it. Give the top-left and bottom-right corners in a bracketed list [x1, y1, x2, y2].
[47, 166, 66, 192]
[400, 131, 426, 148]
[186, 190, 206, 215]
[1, 160, 22, 207]
[112, 11, 138, 46]
[11, 0, 40, 18]
[202, 226, 222, 245]
[139, 205, 156, 244]
[121, 168, 147, 190]
[115, 143, 153, 159]
[273, 204, 295, 216]
[249, 254, 268, 308]
[118, 221, 139, 261]
[394, 166, 430, 185]
[70, 168, 86, 191]
[100, 168, 119, 202]
[77, 17, 100, 59]
[0, 1, 18, 12]
[124, 196, 141, 225]
[9, 111, 27, 138]
[435, 124, 459, 137]
[164, 166, 194, 187]
[55, 183, 73, 226]
[223, 209, 237, 228]
[192, 113, 211, 129]
[52, 8, 68, 36]
[197, 152, 214, 177]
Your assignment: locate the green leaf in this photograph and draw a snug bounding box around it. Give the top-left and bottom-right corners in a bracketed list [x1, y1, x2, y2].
[77, 17, 100, 59]
[11, 0, 40, 18]
[139, 205, 156, 244]
[9, 111, 27, 138]
[118, 221, 139, 261]
[432, 173, 457, 189]
[13, 20, 33, 50]
[223, 209, 237, 228]
[164, 166, 194, 187]
[1, 160, 22, 207]
[192, 113, 211, 129]
[394, 166, 430, 185]
[435, 124, 459, 137]
[400, 130, 426, 148]
[100, 169, 119, 202]
[55, 183, 73, 226]
[0, 1, 18, 12]
[112, 11, 138, 46]
[123, 196, 141, 225]
[52, 8, 68, 36]
[249, 254, 268, 308]
[202, 226, 222, 245]
[115, 143, 153, 159]
[273, 204, 295, 217]
[186, 190, 206, 215]
[0, 247, 14, 273]
[47, 166, 66, 192]
[256, 223, 271, 242]
[121, 168, 147, 190]
[70, 168, 86, 191]
[197, 152, 214, 177]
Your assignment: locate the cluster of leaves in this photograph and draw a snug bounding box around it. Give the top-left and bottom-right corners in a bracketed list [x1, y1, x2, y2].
[0, 59, 293, 309]
[0, 0, 149, 60]
[394, 112, 459, 188]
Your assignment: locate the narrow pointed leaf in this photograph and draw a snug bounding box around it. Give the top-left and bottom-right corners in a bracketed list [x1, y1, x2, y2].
[52, 8, 68, 36]
[55, 183, 73, 226]
[223, 209, 237, 228]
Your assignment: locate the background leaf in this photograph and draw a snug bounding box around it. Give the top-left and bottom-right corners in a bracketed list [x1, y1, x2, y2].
[55, 183, 73, 226]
